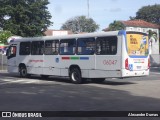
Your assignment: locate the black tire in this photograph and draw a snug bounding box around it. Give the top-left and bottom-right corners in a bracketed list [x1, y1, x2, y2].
[70, 68, 82, 84]
[19, 66, 28, 78]
[91, 78, 105, 83]
[41, 75, 49, 79]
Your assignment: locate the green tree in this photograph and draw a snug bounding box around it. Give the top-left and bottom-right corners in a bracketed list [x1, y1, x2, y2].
[0, 0, 6, 29]
[61, 16, 99, 33]
[148, 30, 158, 43]
[131, 4, 160, 25]
[0, 0, 53, 37]
[0, 31, 12, 45]
[107, 20, 125, 31]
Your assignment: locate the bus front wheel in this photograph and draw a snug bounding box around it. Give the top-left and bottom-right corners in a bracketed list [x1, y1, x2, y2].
[19, 66, 28, 78]
[70, 68, 82, 84]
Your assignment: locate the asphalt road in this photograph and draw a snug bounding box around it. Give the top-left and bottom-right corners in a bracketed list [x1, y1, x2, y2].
[0, 69, 160, 120]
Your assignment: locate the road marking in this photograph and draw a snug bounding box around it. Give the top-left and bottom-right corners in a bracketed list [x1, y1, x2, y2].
[0, 78, 47, 85]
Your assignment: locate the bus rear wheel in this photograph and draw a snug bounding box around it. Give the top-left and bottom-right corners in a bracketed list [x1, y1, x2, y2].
[70, 68, 82, 84]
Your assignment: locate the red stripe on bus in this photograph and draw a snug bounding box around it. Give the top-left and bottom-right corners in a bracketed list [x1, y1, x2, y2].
[62, 57, 70, 60]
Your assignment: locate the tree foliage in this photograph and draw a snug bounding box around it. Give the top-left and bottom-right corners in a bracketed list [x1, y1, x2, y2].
[61, 16, 99, 33]
[0, 1, 7, 29]
[0, 31, 12, 45]
[107, 20, 125, 31]
[148, 30, 158, 41]
[0, 0, 53, 37]
[131, 4, 160, 25]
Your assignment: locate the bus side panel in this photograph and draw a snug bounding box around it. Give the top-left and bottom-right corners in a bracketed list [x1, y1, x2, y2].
[27, 55, 43, 75]
[94, 36, 122, 78]
[43, 55, 60, 76]
[89, 70, 121, 78]
[58, 55, 95, 77]
[43, 55, 95, 77]
[17, 55, 42, 75]
[18, 55, 31, 73]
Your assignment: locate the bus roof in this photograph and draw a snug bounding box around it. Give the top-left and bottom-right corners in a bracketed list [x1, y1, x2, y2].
[12, 31, 120, 42]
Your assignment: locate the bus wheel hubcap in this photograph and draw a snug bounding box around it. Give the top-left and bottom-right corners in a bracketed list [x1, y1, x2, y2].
[21, 69, 26, 76]
[72, 72, 79, 81]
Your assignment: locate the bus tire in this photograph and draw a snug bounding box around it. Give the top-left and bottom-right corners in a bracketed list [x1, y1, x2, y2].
[19, 66, 28, 78]
[91, 78, 105, 83]
[70, 68, 82, 84]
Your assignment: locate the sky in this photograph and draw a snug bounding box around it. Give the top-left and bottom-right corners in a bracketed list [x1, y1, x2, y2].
[47, 0, 159, 31]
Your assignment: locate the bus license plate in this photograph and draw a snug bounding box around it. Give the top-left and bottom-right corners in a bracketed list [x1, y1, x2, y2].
[137, 66, 141, 69]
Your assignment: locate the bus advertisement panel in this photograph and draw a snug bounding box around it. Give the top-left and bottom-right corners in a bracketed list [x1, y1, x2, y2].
[126, 32, 149, 57]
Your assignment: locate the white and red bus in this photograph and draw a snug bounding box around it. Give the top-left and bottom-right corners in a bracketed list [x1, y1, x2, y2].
[6, 30, 150, 83]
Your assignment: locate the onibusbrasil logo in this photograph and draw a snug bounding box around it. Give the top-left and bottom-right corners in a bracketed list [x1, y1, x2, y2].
[1, 112, 42, 118]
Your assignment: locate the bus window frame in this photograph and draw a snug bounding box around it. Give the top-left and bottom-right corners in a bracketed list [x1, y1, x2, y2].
[44, 40, 59, 55]
[96, 36, 118, 55]
[31, 41, 44, 55]
[77, 37, 95, 55]
[60, 39, 76, 55]
[19, 41, 31, 55]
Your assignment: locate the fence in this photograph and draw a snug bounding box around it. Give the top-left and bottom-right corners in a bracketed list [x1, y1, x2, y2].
[0, 53, 7, 71]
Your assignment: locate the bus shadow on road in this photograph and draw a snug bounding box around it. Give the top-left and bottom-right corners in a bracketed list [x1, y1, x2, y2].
[99, 80, 136, 86]
[82, 79, 136, 86]
[39, 77, 136, 85]
[26, 76, 136, 85]
[0, 72, 136, 85]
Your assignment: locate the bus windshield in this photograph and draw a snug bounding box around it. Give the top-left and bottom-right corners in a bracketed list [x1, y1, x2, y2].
[126, 32, 149, 57]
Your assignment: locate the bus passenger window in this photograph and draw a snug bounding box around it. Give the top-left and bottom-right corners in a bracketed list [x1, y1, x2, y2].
[45, 40, 59, 55]
[31, 41, 44, 55]
[77, 37, 95, 55]
[19, 42, 31, 55]
[96, 36, 117, 55]
[60, 39, 76, 55]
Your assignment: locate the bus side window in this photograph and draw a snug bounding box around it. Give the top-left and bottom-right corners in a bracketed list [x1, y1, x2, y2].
[45, 40, 59, 55]
[60, 39, 76, 55]
[77, 37, 95, 55]
[31, 41, 44, 55]
[96, 36, 117, 55]
[19, 42, 31, 55]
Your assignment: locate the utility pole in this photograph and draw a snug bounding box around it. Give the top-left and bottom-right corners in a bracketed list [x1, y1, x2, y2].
[87, 0, 89, 18]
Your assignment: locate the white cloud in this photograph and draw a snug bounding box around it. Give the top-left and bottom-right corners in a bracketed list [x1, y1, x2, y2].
[109, 8, 122, 12]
